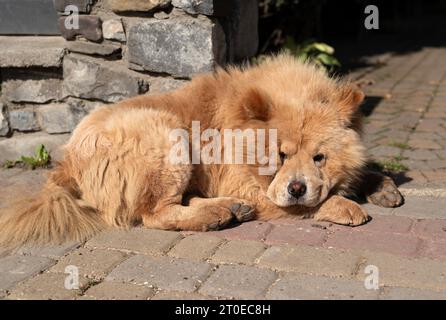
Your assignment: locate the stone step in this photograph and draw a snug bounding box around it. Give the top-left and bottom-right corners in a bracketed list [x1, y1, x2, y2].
[0, 131, 69, 165]
[0, 36, 65, 68]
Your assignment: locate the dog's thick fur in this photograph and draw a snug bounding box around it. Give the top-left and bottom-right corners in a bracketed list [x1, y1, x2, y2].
[0, 54, 403, 247]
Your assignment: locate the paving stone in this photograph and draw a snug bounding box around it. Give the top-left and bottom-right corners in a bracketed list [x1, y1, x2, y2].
[50, 248, 128, 280]
[0, 168, 47, 210]
[109, 0, 170, 12]
[266, 273, 379, 300]
[352, 215, 414, 234]
[0, 36, 65, 68]
[360, 203, 394, 216]
[400, 159, 428, 171]
[257, 245, 361, 278]
[102, 19, 126, 42]
[168, 235, 224, 261]
[9, 108, 40, 132]
[0, 132, 69, 165]
[127, 14, 226, 77]
[380, 286, 446, 300]
[199, 265, 277, 299]
[408, 139, 442, 150]
[368, 146, 401, 159]
[63, 54, 149, 103]
[16, 242, 80, 259]
[422, 170, 446, 182]
[151, 291, 216, 300]
[86, 228, 182, 255]
[412, 219, 446, 239]
[324, 230, 421, 257]
[358, 252, 446, 292]
[265, 224, 327, 246]
[392, 196, 446, 219]
[403, 149, 439, 161]
[269, 218, 332, 227]
[58, 15, 102, 42]
[0, 255, 55, 291]
[105, 255, 212, 293]
[421, 240, 446, 259]
[211, 240, 267, 265]
[416, 123, 445, 133]
[83, 281, 154, 300]
[7, 272, 89, 300]
[37, 103, 86, 134]
[208, 221, 273, 241]
[66, 40, 121, 56]
[426, 160, 446, 170]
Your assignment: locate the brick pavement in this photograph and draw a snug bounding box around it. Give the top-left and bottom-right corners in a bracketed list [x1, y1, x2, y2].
[1, 46, 446, 300]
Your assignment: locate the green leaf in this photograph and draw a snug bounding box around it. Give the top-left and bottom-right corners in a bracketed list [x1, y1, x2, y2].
[316, 53, 341, 67]
[311, 42, 335, 55]
[296, 52, 308, 62]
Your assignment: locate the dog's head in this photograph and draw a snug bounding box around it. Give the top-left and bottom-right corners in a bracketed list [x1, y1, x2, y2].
[238, 56, 366, 207]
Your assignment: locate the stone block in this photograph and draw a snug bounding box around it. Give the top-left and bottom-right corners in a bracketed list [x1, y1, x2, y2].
[66, 40, 121, 56]
[172, 0, 232, 16]
[37, 103, 86, 134]
[8, 108, 40, 132]
[2, 78, 64, 104]
[63, 54, 149, 102]
[58, 15, 102, 42]
[102, 19, 126, 42]
[0, 36, 65, 68]
[0, 104, 9, 136]
[127, 15, 226, 77]
[109, 0, 171, 13]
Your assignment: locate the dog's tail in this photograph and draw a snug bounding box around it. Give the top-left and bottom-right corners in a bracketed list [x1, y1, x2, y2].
[0, 165, 105, 249]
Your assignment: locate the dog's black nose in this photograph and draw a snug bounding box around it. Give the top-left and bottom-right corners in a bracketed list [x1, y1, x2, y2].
[287, 181, 307, 198]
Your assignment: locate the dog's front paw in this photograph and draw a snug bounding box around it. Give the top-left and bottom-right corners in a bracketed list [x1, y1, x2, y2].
[367, 175, 403, 208]
[230, 203, 256, 222]
[315, 196, 370, 226]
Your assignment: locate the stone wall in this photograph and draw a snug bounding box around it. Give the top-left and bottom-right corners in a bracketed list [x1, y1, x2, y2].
[0, 0, 259, 164]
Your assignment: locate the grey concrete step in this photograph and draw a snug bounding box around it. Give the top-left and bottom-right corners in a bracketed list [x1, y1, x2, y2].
[0, 36, 65, 68]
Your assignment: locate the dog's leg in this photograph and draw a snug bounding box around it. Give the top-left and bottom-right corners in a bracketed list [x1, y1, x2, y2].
[312, 195, 370, 226]
[360, 169, 404, 208]
[253, 194, 369, 226]
[142, 196, 256, 231]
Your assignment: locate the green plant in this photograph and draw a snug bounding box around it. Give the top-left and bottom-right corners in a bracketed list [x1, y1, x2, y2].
[252, 38, 341, 73]
[372, 159, 409, 173]
[4, 144, 51, 169]
[284, 38, 341, 71]
[388, 141, 410, 150]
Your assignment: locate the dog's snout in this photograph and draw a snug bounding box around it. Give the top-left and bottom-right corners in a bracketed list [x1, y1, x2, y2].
[287, 180, 307, 198]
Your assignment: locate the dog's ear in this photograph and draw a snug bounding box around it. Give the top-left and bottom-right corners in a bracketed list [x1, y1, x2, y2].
[239, 87, 271, 121]
[337, 84, 365, 124]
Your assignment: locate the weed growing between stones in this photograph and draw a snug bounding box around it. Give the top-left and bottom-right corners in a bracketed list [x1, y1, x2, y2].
[4, 144, 51, 169]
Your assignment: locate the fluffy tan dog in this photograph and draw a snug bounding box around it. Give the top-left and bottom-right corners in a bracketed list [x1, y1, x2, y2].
[0, 54, 402, 247]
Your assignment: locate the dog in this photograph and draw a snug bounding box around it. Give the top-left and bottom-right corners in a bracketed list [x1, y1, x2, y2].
[0, 54, 403, 247]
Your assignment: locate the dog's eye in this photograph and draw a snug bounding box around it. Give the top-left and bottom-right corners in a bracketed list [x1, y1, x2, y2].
[313, 153, 325, 165]
[279, 152, 287, 164]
